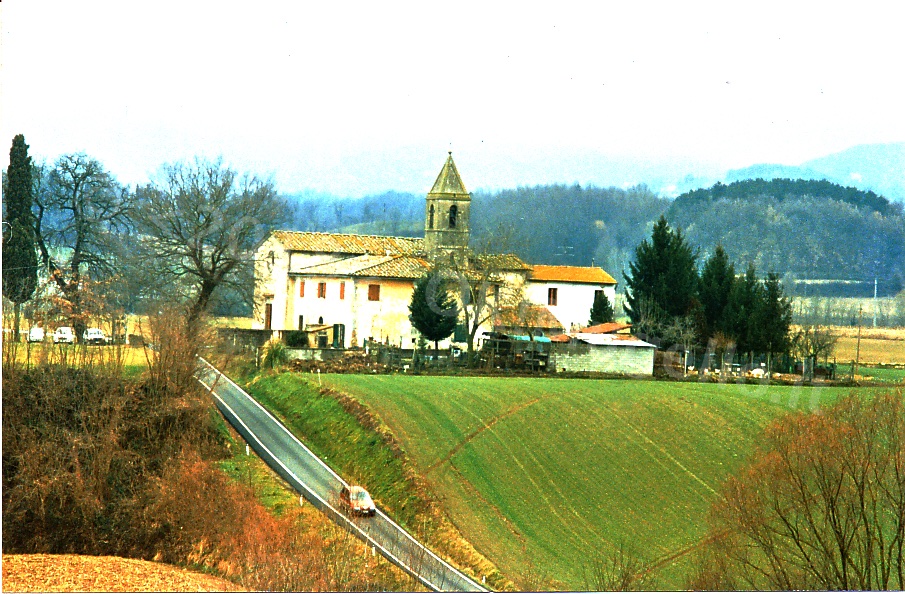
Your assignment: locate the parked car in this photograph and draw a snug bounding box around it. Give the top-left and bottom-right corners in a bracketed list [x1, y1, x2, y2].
[28, 326, 45, 343]
[339, 485, 376, 516]
[53, 326, 75, 344]
[83, 327, 107, 345]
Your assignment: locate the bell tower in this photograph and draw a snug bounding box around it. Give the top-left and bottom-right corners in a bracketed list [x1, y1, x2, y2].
[424, 152, 470, 259]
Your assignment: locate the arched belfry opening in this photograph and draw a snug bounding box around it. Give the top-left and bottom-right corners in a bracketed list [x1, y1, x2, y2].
[424, 152, 470, 258]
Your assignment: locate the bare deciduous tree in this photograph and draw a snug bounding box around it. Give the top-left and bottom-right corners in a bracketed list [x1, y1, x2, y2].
[133, 158, 289, 330]
[700, 391, 905, 590]
[33, 154, 132, 336]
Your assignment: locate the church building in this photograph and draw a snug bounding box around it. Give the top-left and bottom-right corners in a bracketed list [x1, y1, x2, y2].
[252, 153, 617, 348]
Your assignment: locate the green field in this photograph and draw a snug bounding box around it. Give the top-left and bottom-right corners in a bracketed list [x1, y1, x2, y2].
[314, 375, 881, 589]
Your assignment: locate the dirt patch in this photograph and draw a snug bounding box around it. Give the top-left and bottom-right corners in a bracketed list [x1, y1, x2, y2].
[1, 554, 242, 592]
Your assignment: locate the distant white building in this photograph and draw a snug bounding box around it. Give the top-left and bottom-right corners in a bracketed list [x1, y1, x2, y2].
[253, 153, 620, 349]
[526, 265, 617, 331]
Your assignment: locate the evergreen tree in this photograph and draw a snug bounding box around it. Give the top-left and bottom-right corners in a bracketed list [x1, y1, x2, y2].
[697, 245, 736, 344]
[624, 216, 698, 341]
[2, 134, 39, 340]
[409, 270, 458, 358]
[751, 272, 793, 368]
[588, 291, 615, 325]
[726, 262, 761, 358]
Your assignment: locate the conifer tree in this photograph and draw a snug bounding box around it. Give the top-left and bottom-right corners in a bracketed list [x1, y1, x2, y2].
[409, 270, 458, 359]
[2, 134, 39, 340]
[624, 215, 698, 341]
[588, 291, 615, 325]
[697, 245, 736, 344]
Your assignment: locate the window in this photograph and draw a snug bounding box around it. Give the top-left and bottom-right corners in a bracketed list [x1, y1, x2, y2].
[368, 284, 381, 301]
[318, 281, 327, 298]
[428, 204, 434, 229]
[547, 287, 558, 306]
[298, 315, 304, 330]
[339, 282, 345, 300]
[449, 204, 458, 228]
[299, 281, 305, 298]
[595, 289, 604, 301]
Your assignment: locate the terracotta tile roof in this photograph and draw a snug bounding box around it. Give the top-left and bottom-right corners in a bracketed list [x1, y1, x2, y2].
[494, 305, 564, 332]
[293, 254, 430, 280]
[471, 253, 531, 271]
[530, 265, 617, 285]
[270, 230, 423, 255]
[582, 322, 632, 334]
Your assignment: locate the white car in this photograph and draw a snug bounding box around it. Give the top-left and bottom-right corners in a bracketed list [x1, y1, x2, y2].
[83, 327, 107, 345]
[28, 326, 45, 343]
[339, 485, 376, 516]
[53, 326, 76, 344]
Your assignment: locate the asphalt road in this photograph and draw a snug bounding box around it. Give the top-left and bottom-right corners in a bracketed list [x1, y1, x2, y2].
[196, 359, 487, 592]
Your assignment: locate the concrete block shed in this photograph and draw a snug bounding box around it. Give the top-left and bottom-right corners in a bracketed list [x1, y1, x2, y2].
[553, 333, 655, 376]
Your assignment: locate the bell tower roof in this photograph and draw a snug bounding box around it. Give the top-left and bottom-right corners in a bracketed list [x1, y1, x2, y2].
[429, 152, 469, 197]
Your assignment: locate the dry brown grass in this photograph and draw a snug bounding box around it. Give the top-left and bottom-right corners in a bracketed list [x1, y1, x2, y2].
[1, 554, 243, 592]
[835, 336, 905, 365]
[789, 325, 905, 365]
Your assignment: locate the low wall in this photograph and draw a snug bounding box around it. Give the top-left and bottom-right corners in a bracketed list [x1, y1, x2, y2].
[285, 348, 345, 362]
[554, 342, 655, 375]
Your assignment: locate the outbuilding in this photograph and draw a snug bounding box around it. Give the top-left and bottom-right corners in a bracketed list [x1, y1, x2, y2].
[553, 332, 655, 376]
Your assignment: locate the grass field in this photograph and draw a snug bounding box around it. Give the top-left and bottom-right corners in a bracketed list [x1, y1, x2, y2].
[312, 375, 890, 589]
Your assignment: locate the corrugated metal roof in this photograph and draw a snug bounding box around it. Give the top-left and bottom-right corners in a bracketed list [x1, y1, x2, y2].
[429, 152, 469, 197]
[571, 333, 655, 348]
[530, 265, 617, 285]
[271, 230, 423, 255]
[293, 254, 430, 280]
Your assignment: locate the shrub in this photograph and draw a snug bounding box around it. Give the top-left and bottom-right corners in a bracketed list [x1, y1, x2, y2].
[283, 330, 309, 348]
[261, 339, 290, 369]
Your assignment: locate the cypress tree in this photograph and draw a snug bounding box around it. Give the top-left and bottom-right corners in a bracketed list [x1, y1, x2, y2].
[2, 134, 39, 340]
[409, 271, 458, 359]
[588, 291, 615, 325]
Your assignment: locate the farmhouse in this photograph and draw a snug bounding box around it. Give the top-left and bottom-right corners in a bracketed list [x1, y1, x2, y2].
[253, 153, 618, 350]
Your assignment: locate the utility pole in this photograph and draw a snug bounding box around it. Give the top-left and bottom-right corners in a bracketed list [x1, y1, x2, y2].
[873, 277, 878, 328]
[855, 305, 863, 379]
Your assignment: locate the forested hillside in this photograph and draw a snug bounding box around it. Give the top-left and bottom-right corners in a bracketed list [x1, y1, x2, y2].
[667, 179, 905, 296]
[283, 178, 905, 298]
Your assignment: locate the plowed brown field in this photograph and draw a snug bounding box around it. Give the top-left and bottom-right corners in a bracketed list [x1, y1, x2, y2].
[1, 554, 242, 592]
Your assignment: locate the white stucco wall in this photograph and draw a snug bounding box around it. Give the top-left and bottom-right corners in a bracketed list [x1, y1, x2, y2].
[526, 281, 617, 331]
[253, 235, 291, 330]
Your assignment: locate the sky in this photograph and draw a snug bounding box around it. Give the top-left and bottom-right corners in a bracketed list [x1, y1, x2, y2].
[2, 1, 903, 197]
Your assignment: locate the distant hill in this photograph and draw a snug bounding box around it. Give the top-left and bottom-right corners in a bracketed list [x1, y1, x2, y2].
[667, 179, 905, 295]
[803, 143, 905, 203]
[725, 143, 905, 203]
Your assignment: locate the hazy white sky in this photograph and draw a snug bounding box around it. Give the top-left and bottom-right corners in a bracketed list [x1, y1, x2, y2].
[2, 1, 903, 196]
